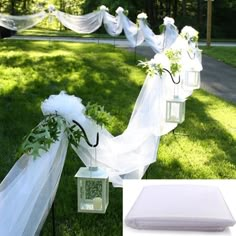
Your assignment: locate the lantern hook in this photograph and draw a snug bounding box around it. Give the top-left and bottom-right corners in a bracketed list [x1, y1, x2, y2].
[163, 68, 180, 84]
[72, 120, 99, 147]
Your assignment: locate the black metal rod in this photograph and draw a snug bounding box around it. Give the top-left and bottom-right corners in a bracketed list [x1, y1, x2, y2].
[72, 120, 99, 147]
[52, 202, 56, 236]
[163, 68, 180, 84]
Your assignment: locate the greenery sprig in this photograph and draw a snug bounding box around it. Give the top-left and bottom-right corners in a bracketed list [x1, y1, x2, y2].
[18, 103, 111, 159]
[138, 59, 165, 77]
[138, 49, 182, 77]
[164, 49, 182, 76]
[17, 114, 66, 159]
[85, 102, 112, 127]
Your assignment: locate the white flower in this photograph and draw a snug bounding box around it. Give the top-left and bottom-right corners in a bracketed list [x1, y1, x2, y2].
[100, 5, 109, 11]
[180, 26, 199, 42]
[181, 26, 198, 38]
[116, 7, 124, 14]
[153, 53, 170, 70]
[163, 17, 175, 25]
[137, 12, 148, 19]
[48, 4, 55, 13]
[138, 52, 171, 77]
[41, 91, 86, 124]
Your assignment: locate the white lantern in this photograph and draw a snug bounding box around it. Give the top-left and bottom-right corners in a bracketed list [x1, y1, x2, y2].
[75, 167, 109, 214]
[196, 48, 202, 64]
[166, 97, 186, 123]
[182, 70, 201, 90]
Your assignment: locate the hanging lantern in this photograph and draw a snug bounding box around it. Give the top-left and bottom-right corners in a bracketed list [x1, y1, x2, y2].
[75, 167, 109, 214]
[182, 70, 201, 90]
[72, 120, 109, 214]
[166, 96, 186, 124]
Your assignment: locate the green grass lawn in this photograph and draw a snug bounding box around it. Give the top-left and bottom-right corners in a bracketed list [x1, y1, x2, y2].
[17, 27, 126, 39]
[0, 40, 236, 235]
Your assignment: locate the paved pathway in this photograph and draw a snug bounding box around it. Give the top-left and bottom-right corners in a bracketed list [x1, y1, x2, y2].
[9, 36, 236, 104]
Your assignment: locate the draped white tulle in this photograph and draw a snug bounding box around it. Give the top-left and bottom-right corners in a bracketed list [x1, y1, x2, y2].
[54, 10, 105, 34]
[0, 6, 178, 50]
[0, 11, 47, 31]
[0, 132, 68, 235]
[0, 5, 203, 235]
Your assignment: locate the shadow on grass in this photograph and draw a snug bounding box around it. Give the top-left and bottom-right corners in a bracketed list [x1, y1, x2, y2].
[147, 90, 236, 179]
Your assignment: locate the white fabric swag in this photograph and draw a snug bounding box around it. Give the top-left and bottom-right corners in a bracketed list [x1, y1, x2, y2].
[0, 5, 178, 51]
[0, 11, 47, 31]
[0, 43, 202, 235]
[0, 5, 202, 236]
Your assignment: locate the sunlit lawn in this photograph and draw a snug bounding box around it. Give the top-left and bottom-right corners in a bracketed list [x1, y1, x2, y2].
[0, 40, 236, 235]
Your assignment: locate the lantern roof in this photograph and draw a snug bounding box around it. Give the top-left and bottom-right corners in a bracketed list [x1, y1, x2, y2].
[75, 167, 109, 179]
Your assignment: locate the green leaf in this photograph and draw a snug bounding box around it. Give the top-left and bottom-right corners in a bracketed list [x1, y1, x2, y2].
[159, 24, 166, 34]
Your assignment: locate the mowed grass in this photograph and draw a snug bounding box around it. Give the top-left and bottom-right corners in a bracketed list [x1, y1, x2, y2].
[0, 40, 236, 235]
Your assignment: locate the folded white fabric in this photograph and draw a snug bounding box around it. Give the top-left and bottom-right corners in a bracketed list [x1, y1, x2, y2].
[125, 185, 236, 231]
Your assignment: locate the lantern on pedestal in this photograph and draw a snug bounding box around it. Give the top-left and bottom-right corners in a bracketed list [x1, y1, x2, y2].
[73, 120, 109, 214]
[166, 96, 186, 124]
[75, 166, 109, 213]
[182, 70, 201, 90]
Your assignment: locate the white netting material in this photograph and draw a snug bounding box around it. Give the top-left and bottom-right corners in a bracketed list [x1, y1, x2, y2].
[0, 11, 47, 31]
[0, 132, 68, 235]
[0, 6, 179, 50]
[0, 5, 203, 235]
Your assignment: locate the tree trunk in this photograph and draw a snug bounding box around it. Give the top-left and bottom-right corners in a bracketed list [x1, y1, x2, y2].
[173, 0, 178, 18]
[182, 0, 186, 16]
[166, 0, 171, 16]
[145, 0, 156, 27]
[10, 0, 16, 15]
[197, 0, 203, 34]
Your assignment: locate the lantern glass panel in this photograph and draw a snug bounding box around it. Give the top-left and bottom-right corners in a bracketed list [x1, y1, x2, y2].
[166, 98, 186, 124]
[196, 49, 202, 64]
[183, 71, 200, 89]
[75, 167, 109, 214]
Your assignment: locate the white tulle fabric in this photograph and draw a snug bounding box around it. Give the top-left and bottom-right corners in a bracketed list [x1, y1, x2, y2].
[0, 132, 68, 235]
[0, 5, 203, 235]
[53, 10, 105, 34]
[0, 6, 178, 50]
[138, 17, 179, 53]
[0, 11, 47, 31]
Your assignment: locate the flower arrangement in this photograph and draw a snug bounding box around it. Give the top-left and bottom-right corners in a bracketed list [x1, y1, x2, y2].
[116, 6, 128, 16]
[137, 12, 148, 26]
[138, 49, 182, 77]
[137, 12, 148, 20]
[163, 17, 175, 25]
[18, 103, 111, 159]
[180, 26, 199, 43]
[138, 53, 170, 77]
[159, 17, 175, 34]
[116, 7, 124, 14]
[165, 49, 182, 76]
[99, 5, 109, 12]
[48, 4, 55, 13]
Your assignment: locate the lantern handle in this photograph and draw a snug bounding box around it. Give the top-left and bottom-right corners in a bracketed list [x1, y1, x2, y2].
[163, 68, 180, 84]
[187, 50, 195, 60]
[72, 120, 99, 147]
